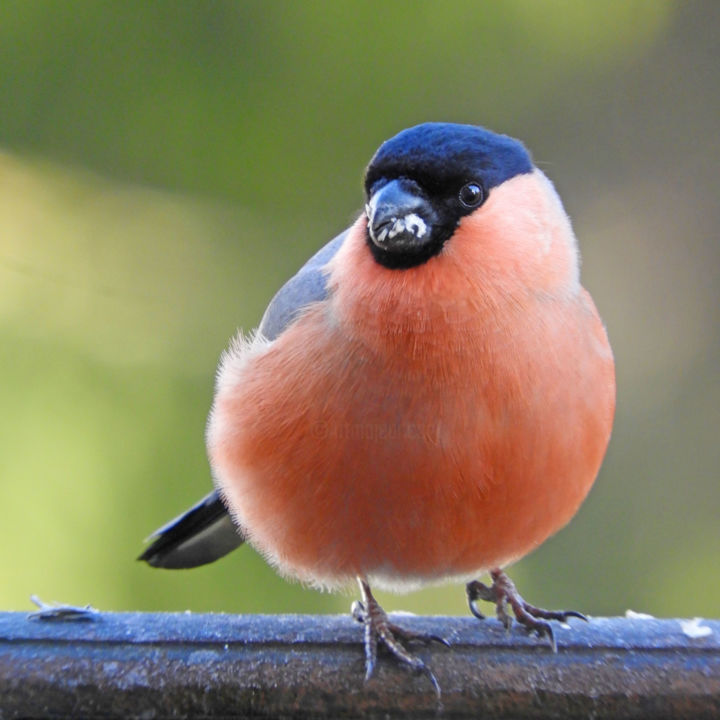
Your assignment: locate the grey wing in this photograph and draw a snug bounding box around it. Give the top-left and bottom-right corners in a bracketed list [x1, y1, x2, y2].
[258, 229, 348, 340]
[139, 230, 349, 570]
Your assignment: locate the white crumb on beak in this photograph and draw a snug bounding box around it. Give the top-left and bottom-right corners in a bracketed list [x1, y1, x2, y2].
[625, 609, 655, 620]
[365, 195, 379, 226]
[385, 214, 428, 241]
[387, 217, 404, 239]
[404, 213, 427, 238]
[366, 193, 428, 245]
[679, 617, 713, 639]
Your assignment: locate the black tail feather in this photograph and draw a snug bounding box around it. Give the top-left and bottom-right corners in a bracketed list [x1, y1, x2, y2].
[138, 490, 244, 569]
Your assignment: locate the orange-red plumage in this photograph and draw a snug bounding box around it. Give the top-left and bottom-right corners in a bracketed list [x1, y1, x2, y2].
[207, 170, 615, 591]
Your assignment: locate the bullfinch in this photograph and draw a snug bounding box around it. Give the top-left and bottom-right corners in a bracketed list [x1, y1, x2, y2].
[140, 122, 615, 688]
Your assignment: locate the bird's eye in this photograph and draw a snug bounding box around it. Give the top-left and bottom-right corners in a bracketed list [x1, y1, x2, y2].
[459, 182, 484, 208]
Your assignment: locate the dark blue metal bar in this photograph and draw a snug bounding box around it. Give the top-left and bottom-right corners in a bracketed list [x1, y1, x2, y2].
[0, 612, 718, 718]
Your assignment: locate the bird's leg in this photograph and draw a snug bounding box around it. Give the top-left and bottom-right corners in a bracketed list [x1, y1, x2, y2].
[351, 577, 447, 696]
[466, 568, 587, 652]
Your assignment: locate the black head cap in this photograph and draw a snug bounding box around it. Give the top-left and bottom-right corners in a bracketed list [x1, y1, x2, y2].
[365, 123, 532, 197]
[362, 123, 533, 269]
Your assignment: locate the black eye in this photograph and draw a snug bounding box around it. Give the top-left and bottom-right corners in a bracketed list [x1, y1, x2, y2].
[459, 182, 484, 208]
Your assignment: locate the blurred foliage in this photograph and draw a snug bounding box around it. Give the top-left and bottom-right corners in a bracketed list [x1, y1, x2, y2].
[0, 1, 673, 220]
[2, 0, 719, 620]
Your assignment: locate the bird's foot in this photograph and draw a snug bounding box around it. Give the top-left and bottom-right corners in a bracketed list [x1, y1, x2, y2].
[352, 578, 447, 697]
[466, 568, 587, 652]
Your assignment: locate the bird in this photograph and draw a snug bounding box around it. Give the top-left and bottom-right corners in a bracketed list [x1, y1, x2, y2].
[139, 122, 615, 690]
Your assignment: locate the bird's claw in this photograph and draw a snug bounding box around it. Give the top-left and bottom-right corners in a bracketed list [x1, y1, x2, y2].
[353, 581, 444, 697]
[466, 569, 587, 652]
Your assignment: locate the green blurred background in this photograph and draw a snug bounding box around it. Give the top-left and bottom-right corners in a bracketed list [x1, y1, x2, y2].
[1, 0, 718, 619]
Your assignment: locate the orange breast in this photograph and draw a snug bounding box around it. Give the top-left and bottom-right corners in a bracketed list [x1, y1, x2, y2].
[208, 196, 615, 591]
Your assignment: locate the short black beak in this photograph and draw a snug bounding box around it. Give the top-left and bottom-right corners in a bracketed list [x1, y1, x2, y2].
[365, 179, 436, 254]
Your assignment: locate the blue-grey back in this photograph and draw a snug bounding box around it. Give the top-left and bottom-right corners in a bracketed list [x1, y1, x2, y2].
[258, 230, 349, 341]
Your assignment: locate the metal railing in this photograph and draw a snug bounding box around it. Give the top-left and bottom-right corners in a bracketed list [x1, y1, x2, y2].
[0, 611, 718, 718]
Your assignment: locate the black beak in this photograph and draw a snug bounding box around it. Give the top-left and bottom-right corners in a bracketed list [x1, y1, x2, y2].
[365, 179, 437, 255]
